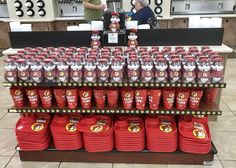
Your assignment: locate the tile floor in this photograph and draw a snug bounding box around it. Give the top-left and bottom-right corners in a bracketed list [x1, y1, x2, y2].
[0, 56, 236, 168]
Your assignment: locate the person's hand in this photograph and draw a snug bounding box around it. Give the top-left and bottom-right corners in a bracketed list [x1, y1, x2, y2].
[97, 4, 106, 10]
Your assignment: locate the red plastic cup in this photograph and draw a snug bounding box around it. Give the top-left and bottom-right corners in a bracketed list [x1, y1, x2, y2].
[38, 88, 52, 108]
[135, 89, 148, 110]
[121, 87, 134, 110]
[162, 88, 175, 110]
[189, 89, 203, 109]
[25, 88, 39, 108]
[53, 88, 67, 108]
[93, 88, 106, 108]
[176, 89, 190, 110]
[10, 87, 24, 108]
[79, 87, 92, 109]
[107, 88, 119, 108]
[65, 88, 78, 109]
[148, 89, 161, 110]
[204, 88, 218, 103]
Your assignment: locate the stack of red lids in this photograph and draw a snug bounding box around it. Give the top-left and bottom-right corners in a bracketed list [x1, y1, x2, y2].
[15, 113, 51, 151]
[50, 114, 83, 150]
[178, 116, 211, 154]
[145, 115, 177, 152]
[114, 116, 145, 151]
[77, 115, 113, 152]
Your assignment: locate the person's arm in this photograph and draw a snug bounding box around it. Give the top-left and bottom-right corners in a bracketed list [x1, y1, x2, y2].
[83, 0, 105, 10]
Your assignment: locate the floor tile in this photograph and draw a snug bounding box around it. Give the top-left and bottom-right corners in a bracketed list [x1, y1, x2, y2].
[0, 155, 12, 168]
[0, 113, 19, 129]
[222, 84, 236, 96]
[219, 100, 231, 112]
[221, 161, 236, 168]
[167, 160, 222, 168]
[209, 112, 236, 132]
[60, 163, 112, 168]
[6, 156, 60, 168]
[113, 164, 167, 168]
[221, 96, 236, 111]
[0, 129, 17, 156]
[211, 132, 236, 160]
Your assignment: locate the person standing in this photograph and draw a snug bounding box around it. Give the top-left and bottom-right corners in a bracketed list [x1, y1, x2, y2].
[131, 0, 155, 25]
[83, 0, 106, 22]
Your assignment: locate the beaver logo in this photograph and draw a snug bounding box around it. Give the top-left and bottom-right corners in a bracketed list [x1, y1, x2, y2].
[66, 90, 72, 96]
[15, 90, 22, 96]
[31, 123, 44, 131]
[193, 129, 206, 139]
[90, 125, 103, 132]
[125, 93, 131, 98]
[178, 93, 185, 99]
[159, 71, 164, 76]
[83, 92, 89, 98]
[44, 90, 51, 96]
[66, 123, 77, 132]
[128, 125, 140, 133]
[169, 93, 175, 98]
[191, 92, 198, 97]
[27, 90, 35, 96]
[59, 72, 64, 77]
[47, 72, 52, 76]
[160, 124, 172, 133]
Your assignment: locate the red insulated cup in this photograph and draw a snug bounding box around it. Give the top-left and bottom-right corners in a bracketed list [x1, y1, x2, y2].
[162, 88, 175, 110]
[10, 87, 24, 108]
[176, 89, 190, 110]
[38, 88, 53, 108]
[66, 88, 78, 109]
[106, 88, 119, 108]
[135, 89, 148, 110]
[93, 88, 106, 108]
[204, 88, 218, 103]
[53, 88, 67, 108]
[79, 87, 92, 109]
[25, 88, 39, 108]
[148, 89, 161, 110]
[189, 89, 203, 109]
[121, 87, 134, 110]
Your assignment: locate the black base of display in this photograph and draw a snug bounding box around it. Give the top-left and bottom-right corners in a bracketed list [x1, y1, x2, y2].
[18, 143, 217, 165]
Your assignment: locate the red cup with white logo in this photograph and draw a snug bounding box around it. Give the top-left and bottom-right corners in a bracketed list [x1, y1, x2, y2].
[148, 89, 161, 110]
[53, 88, 67, 108]
[93, 88, 106, 108]
[162, 88, 175, 110]
[79, 87, 92, 109]
[135, 89, 148, 110]
[25, 88, 39, 108]
[176, 88, 190, 110]
[10, 87, 24, 108]
[107, 88, 119, 108]
[38, 88, 52, 108]
[204, 88, 218, 103]
[66, 88, 78, 109]
[121, 87, 134, 110]
[189, 89, 203, 109]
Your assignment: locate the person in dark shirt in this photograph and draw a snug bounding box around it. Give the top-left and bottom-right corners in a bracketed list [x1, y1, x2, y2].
[131, 0, 155, 25]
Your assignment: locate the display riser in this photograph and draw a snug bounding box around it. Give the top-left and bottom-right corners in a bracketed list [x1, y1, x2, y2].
[18, 144, 217, 165]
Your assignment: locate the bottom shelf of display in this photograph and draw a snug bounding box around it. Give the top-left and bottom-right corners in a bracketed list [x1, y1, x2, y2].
[18, 143, 217, 165]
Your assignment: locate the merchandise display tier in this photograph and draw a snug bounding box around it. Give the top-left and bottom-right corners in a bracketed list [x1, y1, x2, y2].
[3, 82, 227, 88]
[17, 143, 217, 165]
[8, 102, 222, 115]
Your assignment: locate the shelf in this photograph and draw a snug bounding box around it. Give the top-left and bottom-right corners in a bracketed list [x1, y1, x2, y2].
[17, 142, 217, 165]
[8, 103, 222, 115]
[3, 82, 227, 88]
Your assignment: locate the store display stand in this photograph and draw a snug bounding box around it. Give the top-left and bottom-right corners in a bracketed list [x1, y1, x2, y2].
[17, 143, 217, 165]
[3, 28, 229, 165]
